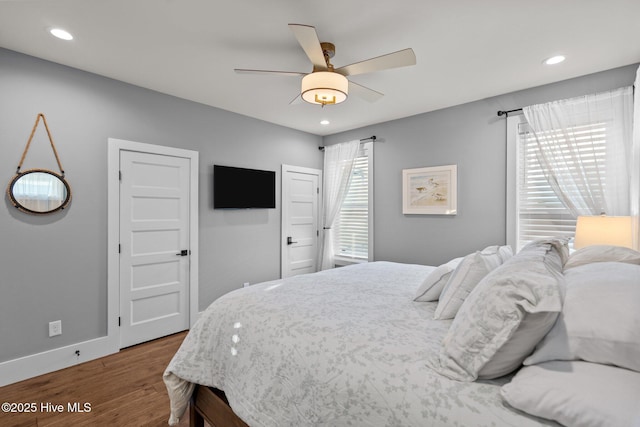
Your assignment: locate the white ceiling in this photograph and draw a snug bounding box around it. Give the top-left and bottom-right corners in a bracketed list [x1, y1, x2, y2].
[1, 0, 639, 136]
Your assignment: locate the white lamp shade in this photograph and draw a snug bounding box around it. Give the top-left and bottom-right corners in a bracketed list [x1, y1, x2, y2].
[574, 215, 633, 249]
[301, 72, 348, 105]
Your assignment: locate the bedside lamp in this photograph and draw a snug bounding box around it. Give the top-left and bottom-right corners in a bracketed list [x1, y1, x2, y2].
[573, 215, 633, 249]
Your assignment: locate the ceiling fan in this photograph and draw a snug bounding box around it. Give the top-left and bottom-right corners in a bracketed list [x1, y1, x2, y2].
[235, 24, 417, 106]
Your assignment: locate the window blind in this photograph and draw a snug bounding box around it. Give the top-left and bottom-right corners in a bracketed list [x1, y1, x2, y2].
[517, 121, 608, 249]
[334, 154, 369, 260]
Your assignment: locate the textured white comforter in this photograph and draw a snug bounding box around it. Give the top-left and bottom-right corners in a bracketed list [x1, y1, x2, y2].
[164, 261, 555, 426]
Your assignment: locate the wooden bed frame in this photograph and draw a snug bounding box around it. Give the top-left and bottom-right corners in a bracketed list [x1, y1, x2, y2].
[190, 385, 249, 427]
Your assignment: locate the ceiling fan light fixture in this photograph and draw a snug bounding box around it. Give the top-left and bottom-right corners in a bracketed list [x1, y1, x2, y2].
[301, 72, 348, 106]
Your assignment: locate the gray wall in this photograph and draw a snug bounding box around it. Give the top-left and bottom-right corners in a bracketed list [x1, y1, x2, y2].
[0, 48, 322, 362]
[324, 64, 638, 266]
[1, 45, 636, 365]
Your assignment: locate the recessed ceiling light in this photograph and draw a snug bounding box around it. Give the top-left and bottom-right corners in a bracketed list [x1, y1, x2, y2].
[50, 28, 74, 41]
[544, 55, 566, 65]
[320, 119, 330, 125]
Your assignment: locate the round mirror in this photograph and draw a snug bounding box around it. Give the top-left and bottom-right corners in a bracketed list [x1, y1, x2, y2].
[7, 169, 71, 214]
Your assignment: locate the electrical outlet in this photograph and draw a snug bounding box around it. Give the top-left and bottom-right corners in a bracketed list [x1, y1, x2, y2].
[243, 282, 250, 288]
[49, 320, 62, 337]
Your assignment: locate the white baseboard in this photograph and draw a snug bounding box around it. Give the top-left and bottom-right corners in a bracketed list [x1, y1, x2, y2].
[0, 336, 118, 387]
[0, 315, 201, 387]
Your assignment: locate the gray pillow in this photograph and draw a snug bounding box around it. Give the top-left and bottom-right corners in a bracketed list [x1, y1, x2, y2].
[434, 245, 512, 319]
[429, 239, 566, 381]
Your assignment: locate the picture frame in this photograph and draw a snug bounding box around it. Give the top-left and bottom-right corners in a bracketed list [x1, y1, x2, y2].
[402, 164, 457, 215]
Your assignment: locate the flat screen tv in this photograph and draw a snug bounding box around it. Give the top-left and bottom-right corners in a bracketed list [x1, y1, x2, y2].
[213, 165, 276, 209]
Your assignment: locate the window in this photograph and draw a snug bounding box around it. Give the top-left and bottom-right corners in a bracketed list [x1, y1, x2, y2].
[508, 116, 610, 251]
[507, 88, 633, 251]
[333, 142, 373, 262]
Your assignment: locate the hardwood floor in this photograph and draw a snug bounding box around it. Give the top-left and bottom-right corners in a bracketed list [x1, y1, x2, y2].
[0, 332, 192, 427]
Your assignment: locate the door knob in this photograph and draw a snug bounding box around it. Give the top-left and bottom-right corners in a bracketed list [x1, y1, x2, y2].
[287, 237, 298, 245]
[176, 249, 188, 256]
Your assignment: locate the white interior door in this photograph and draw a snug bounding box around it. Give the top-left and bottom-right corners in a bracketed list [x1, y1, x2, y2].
[281, 164, 321, 278]
[119, 150, 190, 348]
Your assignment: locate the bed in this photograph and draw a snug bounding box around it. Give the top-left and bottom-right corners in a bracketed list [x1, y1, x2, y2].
[164, 240, 640, 427]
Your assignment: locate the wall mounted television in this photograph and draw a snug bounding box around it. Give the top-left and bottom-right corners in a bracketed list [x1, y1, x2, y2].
[213, 165, 276, 209]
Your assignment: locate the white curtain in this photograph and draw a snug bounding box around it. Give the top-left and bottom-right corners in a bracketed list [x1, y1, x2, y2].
[319, 140, 360, 270]
[523, 86, 634, 218]
[632, 66, 640, 249]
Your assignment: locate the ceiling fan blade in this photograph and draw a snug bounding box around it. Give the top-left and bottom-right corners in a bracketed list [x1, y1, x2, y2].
[288, 94, 303, 105]
[235, 68, 306, 77]
[348, 81, 384, 103]
[335, 48, 416, 77]
[288, 24, 327, 71]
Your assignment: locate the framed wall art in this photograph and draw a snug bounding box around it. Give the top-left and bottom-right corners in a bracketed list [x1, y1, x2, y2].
[402, 164, 457, 215]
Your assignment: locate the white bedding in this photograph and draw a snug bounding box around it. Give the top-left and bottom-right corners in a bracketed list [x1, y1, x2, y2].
[164, 261, 555, 426]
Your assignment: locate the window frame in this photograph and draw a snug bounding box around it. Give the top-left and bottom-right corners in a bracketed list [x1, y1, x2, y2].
[333, 141, 374, 265]
[508, 113, 575, 251]
[506, 114, 522, 250]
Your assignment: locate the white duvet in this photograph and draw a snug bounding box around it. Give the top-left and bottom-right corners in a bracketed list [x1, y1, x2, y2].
[164, 261, 555, 426]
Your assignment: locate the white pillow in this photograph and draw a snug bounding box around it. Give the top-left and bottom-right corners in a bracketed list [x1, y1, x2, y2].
[429, 239, 565, 381]
[414, 257, 463, 302]
[501, 361, 640, 427]
[564, 244, 640, 270]
[524, 261, 640, 372]
[434, 245, 512, 320]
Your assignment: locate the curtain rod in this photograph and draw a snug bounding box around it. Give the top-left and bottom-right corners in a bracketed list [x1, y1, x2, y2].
[318, 135, 376, 151]
[497, 108, 523, 117]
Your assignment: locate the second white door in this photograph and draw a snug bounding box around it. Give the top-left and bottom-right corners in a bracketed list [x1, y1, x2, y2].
[281, 165, 321, 278]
